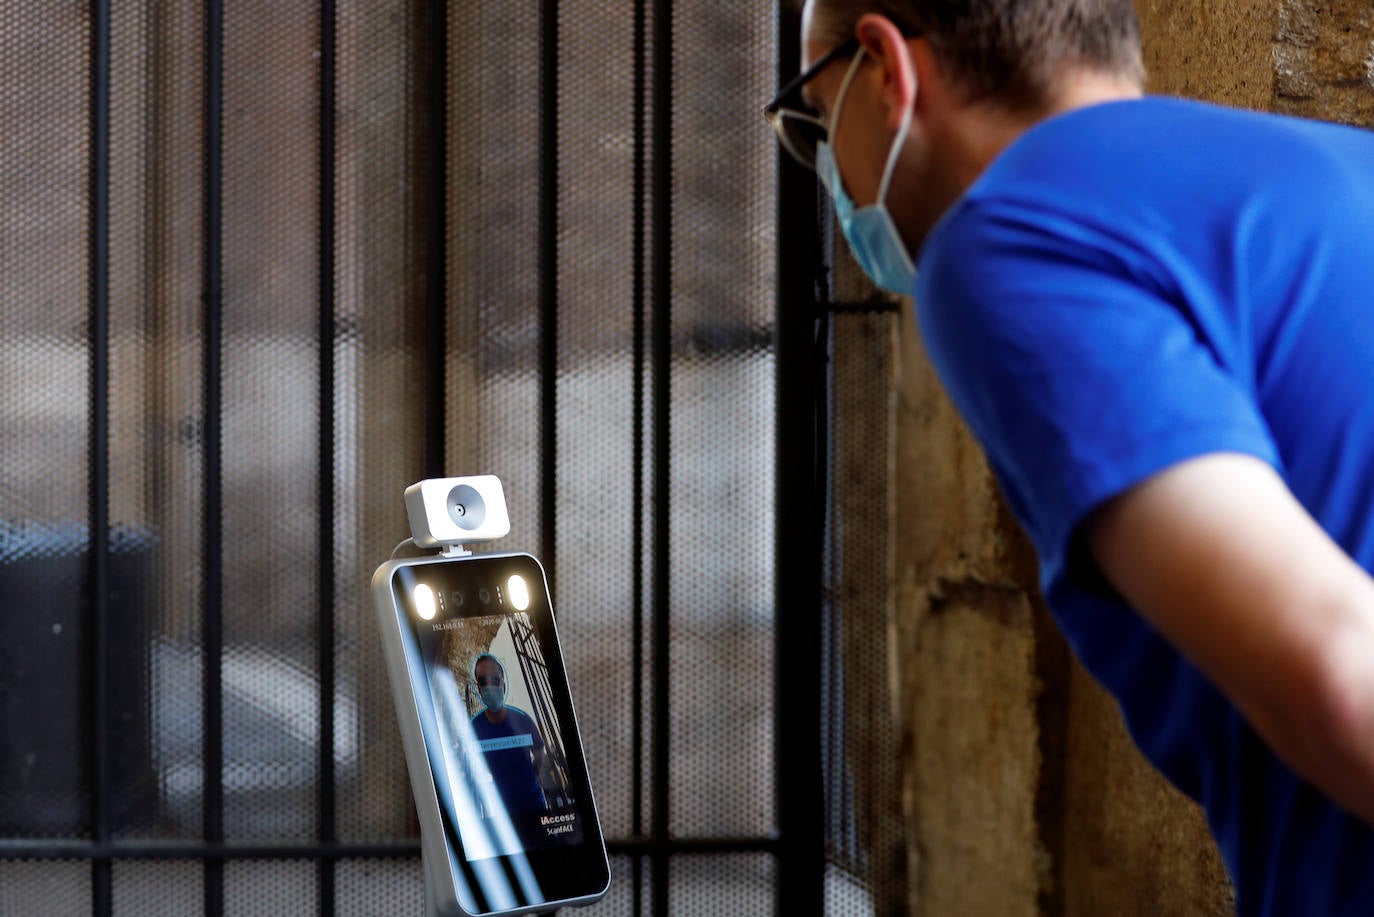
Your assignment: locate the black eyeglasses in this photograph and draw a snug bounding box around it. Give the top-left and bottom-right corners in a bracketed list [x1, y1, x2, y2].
[762, 38, 859, 171]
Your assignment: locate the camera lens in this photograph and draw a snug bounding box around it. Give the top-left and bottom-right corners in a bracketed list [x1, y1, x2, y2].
[478, 588, 491, 605]
[450, 590, 464, 608]
[446, 484, 486, 530]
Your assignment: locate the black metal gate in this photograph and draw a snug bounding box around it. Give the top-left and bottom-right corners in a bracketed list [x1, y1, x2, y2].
[0, 1, 901, 914]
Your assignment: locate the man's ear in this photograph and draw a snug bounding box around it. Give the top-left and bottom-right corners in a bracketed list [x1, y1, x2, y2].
[854, 13, 919, 132]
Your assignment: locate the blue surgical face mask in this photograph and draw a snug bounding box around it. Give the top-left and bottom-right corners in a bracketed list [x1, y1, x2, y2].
[480, 685, 506, 711]
[815, 49, 916, 296]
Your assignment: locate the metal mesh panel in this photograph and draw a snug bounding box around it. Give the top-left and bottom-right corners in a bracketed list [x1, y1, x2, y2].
[669, 854, 774, 916]
[552, 0, 642, 846]
[0, 0, 92, 843]
[332, 0, 434, 846]
[109, 0, 208, 843]
[570, 856, 639, 915]
[219, 0, 323, 842]
[667, 2, 778, 840]
[825, 314, 905, 914]
[0, 861, 91, 915]
[825, 864, 881, 916]
[112, 861, 203, 915]
[224, 859, 318, 915]
[0, 534, 99, 838]
[334, 858, 424, 916]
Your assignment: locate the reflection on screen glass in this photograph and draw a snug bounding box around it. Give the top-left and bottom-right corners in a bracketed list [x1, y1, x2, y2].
[383, 554, 609, 914]
[414, 610, 585, 862]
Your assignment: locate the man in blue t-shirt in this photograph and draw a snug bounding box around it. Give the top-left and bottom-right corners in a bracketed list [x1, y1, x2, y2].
[470, 652, 548, 817]
[764, 0, 1374, 913]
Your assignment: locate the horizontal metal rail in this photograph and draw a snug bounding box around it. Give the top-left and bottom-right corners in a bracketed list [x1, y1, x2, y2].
[0, 836, 781, 861]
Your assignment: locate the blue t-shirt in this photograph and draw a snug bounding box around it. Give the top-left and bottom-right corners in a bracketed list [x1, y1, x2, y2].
[471, 705, 548, 815]
[916, 96, 1374, 916]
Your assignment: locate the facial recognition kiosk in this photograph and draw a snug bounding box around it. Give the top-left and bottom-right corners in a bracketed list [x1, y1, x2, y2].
[371, 476, 610, 916]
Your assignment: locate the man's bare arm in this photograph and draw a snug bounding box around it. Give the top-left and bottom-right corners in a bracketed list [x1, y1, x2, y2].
[1087, 452, 1374, 825]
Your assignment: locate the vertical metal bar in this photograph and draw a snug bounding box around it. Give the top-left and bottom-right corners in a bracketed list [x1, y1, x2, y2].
[539, 0, 559, 589]
[650, 0, 672, 911]
[630, 0, 648, 907]
[317, 0, 338, 911]
[88, 0, 113, 911]
[202, 0, 225, 912]
[773, 6, 827, 914]
[424, 0, 448, 479]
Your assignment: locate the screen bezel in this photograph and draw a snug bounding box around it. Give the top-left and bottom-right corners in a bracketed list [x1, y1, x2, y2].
[388, 552, 609, 915]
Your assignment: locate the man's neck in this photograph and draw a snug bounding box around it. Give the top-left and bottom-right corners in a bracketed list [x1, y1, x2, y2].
[896, 66, 1144, 256]
[946, 69, 1144, 191]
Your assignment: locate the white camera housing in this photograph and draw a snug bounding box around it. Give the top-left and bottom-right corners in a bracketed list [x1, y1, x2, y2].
[404, 475, 511, 551]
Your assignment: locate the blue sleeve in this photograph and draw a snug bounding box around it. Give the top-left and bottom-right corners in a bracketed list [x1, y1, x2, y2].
[916, 200, 1280, 586]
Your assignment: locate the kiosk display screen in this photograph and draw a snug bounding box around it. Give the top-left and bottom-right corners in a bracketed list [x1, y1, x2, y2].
[383, 552, 608, 915]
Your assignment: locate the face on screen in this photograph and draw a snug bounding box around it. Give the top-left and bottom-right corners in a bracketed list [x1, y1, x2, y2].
[396, 557, 589, 862]
[376, 551, 609, 915]
[418, 612, 584, 860]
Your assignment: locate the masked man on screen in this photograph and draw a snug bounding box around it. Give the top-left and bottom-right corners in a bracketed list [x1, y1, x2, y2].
[763, 0, 1374, 913]
[470, 652, 549, 816]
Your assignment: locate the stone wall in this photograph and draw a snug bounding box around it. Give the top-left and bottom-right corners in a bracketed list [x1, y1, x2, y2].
[894, 315, 1234, 915]
[888, 1, 1374, 913]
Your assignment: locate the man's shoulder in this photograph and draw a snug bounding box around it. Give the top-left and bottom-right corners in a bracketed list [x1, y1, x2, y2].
[972, 96, 1374, 214]
[921, 95, 1374, 297]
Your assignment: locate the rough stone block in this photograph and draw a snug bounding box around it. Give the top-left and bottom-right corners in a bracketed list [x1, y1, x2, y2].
[906, 584, 1044, 916]
[1273, 1, 1374, 125]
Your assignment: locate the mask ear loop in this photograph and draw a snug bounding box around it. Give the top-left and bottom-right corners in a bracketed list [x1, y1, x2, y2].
[814, 48, 867, 202]
[875, 70, 915, 206]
